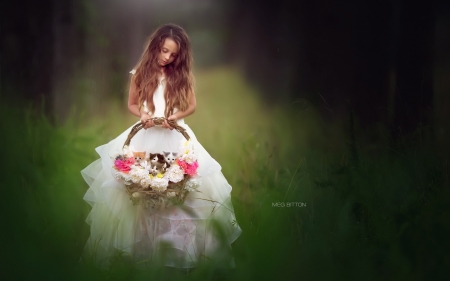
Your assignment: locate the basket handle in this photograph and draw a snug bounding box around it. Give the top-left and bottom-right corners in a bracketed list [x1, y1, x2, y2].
[123, 117, 190, 148]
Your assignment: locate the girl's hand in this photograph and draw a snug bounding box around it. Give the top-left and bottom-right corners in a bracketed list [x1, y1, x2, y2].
[140, 113, 154, 129]
[162, 115, 177, 130]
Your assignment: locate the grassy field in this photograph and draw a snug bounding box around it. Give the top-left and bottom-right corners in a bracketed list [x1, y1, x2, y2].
[1, 67, 449, 280]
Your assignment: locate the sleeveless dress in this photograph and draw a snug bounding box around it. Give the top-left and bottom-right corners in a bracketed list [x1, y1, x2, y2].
[80, 70, 242, 269]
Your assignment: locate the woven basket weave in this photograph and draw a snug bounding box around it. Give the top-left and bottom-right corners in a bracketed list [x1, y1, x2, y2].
[120, 117, 193, 209]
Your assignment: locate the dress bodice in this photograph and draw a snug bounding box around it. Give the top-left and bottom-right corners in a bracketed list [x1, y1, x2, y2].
[143, 76, 167, 118]
[130, 69, 184, 125]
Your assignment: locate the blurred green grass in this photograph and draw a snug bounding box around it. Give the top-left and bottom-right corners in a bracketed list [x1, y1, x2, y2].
[1, 67, 449, 280]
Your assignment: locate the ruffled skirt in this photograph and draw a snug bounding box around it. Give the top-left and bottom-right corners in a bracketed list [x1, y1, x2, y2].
[80, 121, 242, 269]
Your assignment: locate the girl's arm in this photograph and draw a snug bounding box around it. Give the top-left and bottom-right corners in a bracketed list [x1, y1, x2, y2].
[164, 89, 196, 129]
[127, 74, 141, 117]
[171, 90, 196, 120]
[127, 74, 154, 128]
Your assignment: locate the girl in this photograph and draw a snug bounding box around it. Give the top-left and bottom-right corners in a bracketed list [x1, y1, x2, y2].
[81, 23, 242, 269]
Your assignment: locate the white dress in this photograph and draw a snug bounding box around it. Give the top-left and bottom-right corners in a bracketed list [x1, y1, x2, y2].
[80, 71, 242, 269]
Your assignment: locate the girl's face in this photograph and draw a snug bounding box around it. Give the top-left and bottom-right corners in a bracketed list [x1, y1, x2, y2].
[158, 38, 179, 67]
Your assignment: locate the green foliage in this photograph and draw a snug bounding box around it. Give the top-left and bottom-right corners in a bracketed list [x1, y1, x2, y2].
[1, 68, 449, 280]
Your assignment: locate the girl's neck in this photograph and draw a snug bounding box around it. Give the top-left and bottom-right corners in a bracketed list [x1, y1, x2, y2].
[159, 66, 166, 77]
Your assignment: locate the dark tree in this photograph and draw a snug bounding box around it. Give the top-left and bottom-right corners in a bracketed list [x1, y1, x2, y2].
[1, 0, 84, 121]
[1, 0, 55, 112]
[392, 0, 436, 139]
[226, 0, 438, 137]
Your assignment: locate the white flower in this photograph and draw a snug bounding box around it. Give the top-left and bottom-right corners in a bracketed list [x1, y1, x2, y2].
[140, 160, 151, 171]
[178, 139, 198, 164]
[122, 145, 130, 156]
[165, 165, 185, 183]
[137, 169, 149, 178]
[180, 153, 197, 164]
[179, 139, 195, 155]
[113, 170, 122, 180]
[129, 170, 140, 183]
[113, 170, 132, 185]
[131, 175, 140, 184]
[151, 177, 169, 192]
[129, 167, 147, 184]
[185, 176, 202, 192]
[122, 174, 133, 185]
[140, 176, 152, 188]
[167, 192, 176, 198]
[122, 145, 135, 157]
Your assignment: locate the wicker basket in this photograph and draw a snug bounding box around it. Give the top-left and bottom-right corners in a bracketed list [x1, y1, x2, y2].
[114, 117, 198, 209]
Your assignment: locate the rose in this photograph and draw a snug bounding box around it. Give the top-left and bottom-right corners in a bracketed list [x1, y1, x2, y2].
[186, 161, 199, 176]
[177, 159, 188, 170]
[114, 159, 131, 172]
[125, 157, 135, 166]
[176, 159, 198, 176]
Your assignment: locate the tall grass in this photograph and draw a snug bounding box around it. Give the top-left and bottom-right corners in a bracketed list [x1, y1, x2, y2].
[1, 67, 449, 280]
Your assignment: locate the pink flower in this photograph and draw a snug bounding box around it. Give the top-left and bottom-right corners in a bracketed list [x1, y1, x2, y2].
[177, 159, 188, 170]
[176, 159, 198, 176]
[114, 159, 131, 172]
[125, 157, 135, 166]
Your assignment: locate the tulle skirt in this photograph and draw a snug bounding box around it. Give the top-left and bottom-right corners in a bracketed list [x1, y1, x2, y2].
[80, 121, 242, 269]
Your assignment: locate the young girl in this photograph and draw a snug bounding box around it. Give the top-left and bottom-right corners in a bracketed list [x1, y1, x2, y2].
[81, 24, 242, 269]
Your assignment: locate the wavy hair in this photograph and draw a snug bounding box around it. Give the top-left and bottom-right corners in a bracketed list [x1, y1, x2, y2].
[133, 23, 194, 117]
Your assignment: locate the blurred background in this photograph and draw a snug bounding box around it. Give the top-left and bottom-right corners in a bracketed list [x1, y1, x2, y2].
[1, 0, 450, 280]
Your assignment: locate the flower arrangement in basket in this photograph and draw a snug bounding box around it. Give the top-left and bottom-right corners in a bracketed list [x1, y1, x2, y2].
[111, 117, 201, 209]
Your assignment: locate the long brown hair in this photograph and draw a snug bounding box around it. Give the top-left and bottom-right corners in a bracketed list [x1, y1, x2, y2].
[133, 23, 194, 117]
